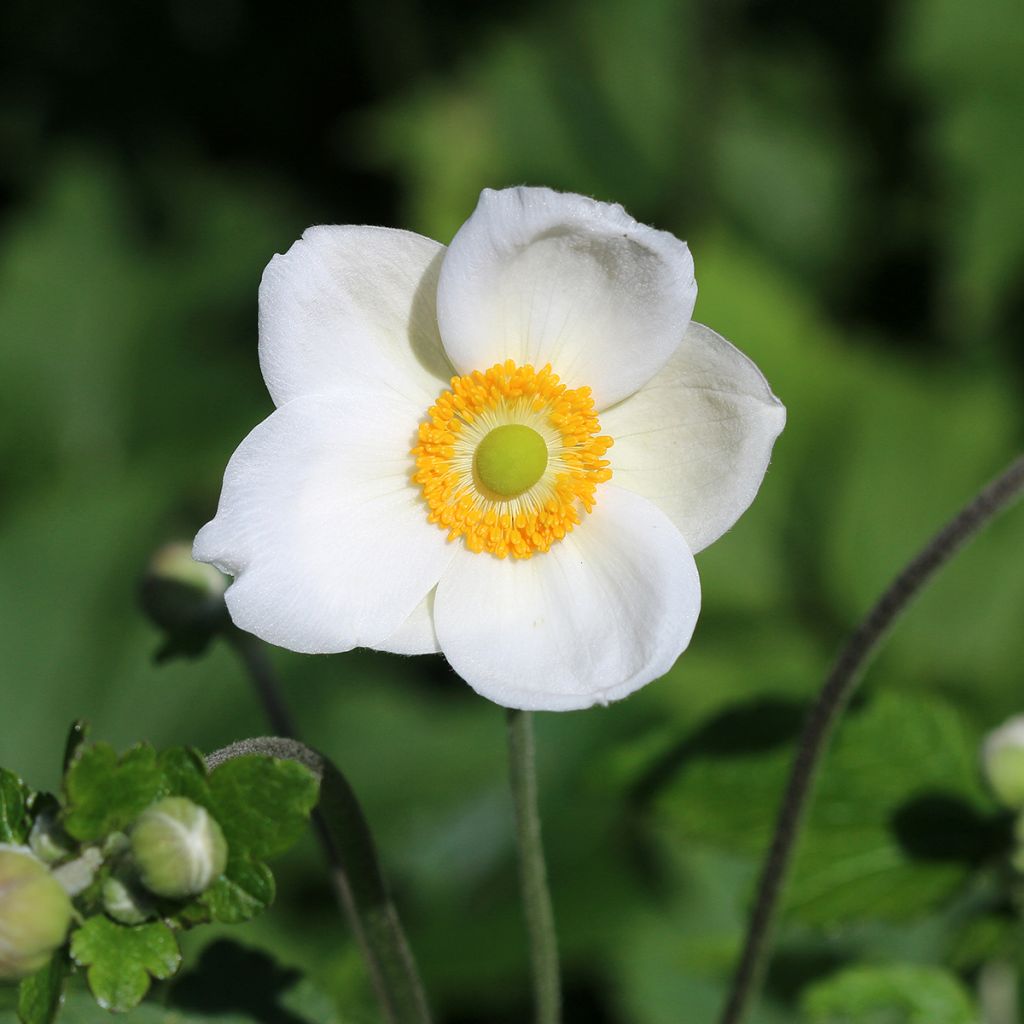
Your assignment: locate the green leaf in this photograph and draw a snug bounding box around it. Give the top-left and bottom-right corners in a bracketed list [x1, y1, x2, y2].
[63, 743, 165, 843]
[70, 916, 181, 1013]
[655, 691, 995, 924]
[198, 856, 276, 924]
[207, 756, 318, 860]
[801, 964, 979, 1023]
[157, 747, 212, 805]
[0, 768, 30, 844]
[16, 952, 67, 1024]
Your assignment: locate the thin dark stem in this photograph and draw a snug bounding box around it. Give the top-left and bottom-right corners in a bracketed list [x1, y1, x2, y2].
[227, 629, 298, 739]
[719, 453, 1024, 1024]
[221, 647, 432, 1024]
[507, 709, 562, 1024]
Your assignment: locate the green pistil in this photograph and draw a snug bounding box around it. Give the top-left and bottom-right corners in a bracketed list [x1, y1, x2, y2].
[475, 425, 548, 499]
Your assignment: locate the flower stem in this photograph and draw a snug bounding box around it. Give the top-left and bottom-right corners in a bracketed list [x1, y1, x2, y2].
[227, 629, 298, 739]
[507, 709, 562, 1024]
[719, 453, 1024, 1024]
[222, 644, 432, 1024]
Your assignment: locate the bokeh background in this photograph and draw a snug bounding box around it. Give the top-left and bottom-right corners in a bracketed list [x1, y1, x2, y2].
[2, 0, 1023, 1021]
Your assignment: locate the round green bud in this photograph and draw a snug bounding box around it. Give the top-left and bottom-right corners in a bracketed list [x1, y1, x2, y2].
[0, 846, 73, 981]
[983, 716, 1024, 809]
[475, 425, 548, 498]
[102, 868, 155, 925]
[140, 542, 228, 643]
[131, 798, 228, 900]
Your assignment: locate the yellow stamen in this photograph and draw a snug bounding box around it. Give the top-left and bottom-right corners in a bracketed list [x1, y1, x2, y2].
[412, 361, 613, 559]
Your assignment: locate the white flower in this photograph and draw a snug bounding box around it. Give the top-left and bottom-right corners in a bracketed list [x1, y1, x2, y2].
[194, 187, 785, 711]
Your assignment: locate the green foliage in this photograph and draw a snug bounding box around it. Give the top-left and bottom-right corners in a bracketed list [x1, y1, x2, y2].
[70, 917, 180, 1013]
[62, 744, 165, 843]
[204, 756, 319, 861]
[196, 857, 276, 925]
[801, 964, 978, 1023]
[0, 737, 317, 1021]
[0, 771, 29, 845]
[15, 954, 66, 1024]
[654, 691, 997, 925]
[1, 0, 1023, 1020]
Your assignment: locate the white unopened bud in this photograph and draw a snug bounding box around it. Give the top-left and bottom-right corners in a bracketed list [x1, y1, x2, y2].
[102, 868, 156, 925]
[0, 846, 73, 981]
[131, 798, 228, 899]
[983, 716, 1024, 809]
[140, 543, 228, 660]
[28, 808, 74, 865]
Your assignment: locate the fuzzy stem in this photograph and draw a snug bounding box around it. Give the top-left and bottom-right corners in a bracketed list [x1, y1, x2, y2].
[507, 709, 562, 1024]
[719, 453, 1024, 1024]
[218, 646, 432, 1024]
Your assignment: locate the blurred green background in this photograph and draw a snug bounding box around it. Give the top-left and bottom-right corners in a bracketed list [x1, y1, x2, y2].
[2, 0, 1023, 1021]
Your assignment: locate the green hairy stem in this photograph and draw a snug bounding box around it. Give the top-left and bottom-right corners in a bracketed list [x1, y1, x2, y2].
[719, 453, 1024, 1024]
[507, 709, 562, 1024]
[207, 737, 432, 1024]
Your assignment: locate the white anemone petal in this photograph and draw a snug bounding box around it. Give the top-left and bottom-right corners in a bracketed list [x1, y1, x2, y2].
[259, 226, 453, 408]
[369, 589, 440, 656]
[436, 187, 697, 409]
[193, 392, 454, 653]
[433, 486, 700, 710]
[601, 322, 786, 554]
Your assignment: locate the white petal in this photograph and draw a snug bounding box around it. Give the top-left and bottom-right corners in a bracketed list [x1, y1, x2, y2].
[193, 391, 454, 653]
[600, 322, 785, 554]
[369, 589, 440, 656]
[259, 225, 453, 408]
[433, 486, 700, 711]
[437, 187, 697, 409]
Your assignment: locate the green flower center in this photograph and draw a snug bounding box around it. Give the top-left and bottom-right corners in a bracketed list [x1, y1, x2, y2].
[474, 424, 549, 499]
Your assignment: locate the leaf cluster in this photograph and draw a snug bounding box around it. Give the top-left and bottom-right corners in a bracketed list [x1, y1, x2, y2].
[2, 725, 318, 1023]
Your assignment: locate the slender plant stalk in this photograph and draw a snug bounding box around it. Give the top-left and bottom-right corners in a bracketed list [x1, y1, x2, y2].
[222, 644, 432, 1024]
[719, 453, 1024, 1024]
[507, 709, 562, 1024]
[227, 629, 298, 739]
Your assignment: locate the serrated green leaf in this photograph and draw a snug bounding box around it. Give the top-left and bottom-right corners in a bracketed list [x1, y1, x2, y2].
[63, 743, 165, 842]
[801, 963, 979, 1023]
[655, 691, 995, 925]
[157, 747, 212, 805]
[70, 916, 181, 1013]
[207, 756, 317, 860]
[16, 951, 67, 1024]
[198, 856, 275, 924]
[0, 768, 30, 844]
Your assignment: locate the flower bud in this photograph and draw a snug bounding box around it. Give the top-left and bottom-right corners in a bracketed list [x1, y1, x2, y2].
[982, 716, 1024, 809]
[131, 798, 228, 899]
[140, 542, 228, 660]
[102, 868, 155, 925]
[0, 846, 73, 981]
[28, 807, 74, 865]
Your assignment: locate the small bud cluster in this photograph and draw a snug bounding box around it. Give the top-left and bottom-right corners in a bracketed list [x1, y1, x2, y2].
[1, 792, 228, 984]
[1, 731, 316, 1013]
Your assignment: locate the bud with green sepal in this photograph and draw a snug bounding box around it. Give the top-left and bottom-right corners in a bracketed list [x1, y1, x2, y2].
[0, 846, 73, 981]
[131, 797, 228, 900]
[28, 803, 75, 865]
[982, 716, 1024, 809]
[103, 865, 157, 925]
[140, 542, 228, 660]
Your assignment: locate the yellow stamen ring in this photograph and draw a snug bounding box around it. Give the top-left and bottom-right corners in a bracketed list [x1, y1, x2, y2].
[412, 360, 614, 560]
